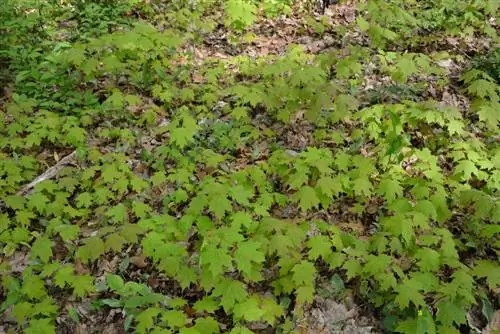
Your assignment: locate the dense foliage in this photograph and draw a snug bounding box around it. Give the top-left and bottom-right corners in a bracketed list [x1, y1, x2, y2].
[0, 0, 498, 333]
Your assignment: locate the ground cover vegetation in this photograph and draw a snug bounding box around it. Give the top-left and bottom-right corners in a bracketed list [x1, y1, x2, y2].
[0, 0, 499, 333]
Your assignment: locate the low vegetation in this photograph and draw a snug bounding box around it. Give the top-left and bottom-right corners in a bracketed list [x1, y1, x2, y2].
[0, 0, 498, 333]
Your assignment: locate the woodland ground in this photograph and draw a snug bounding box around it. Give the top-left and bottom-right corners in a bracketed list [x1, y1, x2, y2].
[0, 1, 499, 334]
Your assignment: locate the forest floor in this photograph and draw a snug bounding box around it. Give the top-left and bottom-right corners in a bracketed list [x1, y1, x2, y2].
[0, 1, 499, 333]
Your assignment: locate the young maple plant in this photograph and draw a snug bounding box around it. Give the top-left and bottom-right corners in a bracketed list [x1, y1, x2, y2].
[0, 0, 498, 333]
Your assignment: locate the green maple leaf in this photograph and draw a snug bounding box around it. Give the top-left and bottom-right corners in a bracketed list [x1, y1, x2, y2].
[136, 308, 161, 333]
[334, 152, 351, 172]
[75, 192, 93, 208]
[294, 186, 320, 211]
[477, 101, 500, 130]
[31, 236, 53, 263]
[396, 311, 436, 334]
[12, 302, 32, 324]
[415, 248, 441, 272]
[436, 300, 466, 326]
[170, 113, 199, 149]
[316, 176, 343, 199]
[105, 233, 127, 252]
[72, 274, 95, 298]
[234, 241, 265, 278]
[54, 266, 74, 288]
[107, 203, 128, 223]
[394, 279, 425, 310]
[288, 169, 310, 189]
[212, 278, 248, 312]
[225, 0, 256, 29]
[296, 285, 315, 305]
[22, 275, 47, 299]
[201, 245, 232, 277]
[292, 261, 316, 286]
[332, 94, 359, 123]
[307, 235, 332, 260]
[230, 211, 254, 230]
[362, 254, 392, 276]
[229, 185, 254, 206]
[467, 79, 498, 100]
[194, 317, 220, 334]
[162, 310, 187, 328]
[233, 296, 265, 321]
[473, 260, 500, 290]
[28, 192, 49, 213]
[151, 171, 167, 186]
[76, 236, 105, 263]
[33, 297, 58, 317]
[378, 178, 403, 202]
[343, 259, 362, 279]
[179, 327, 201, 334]
[26, 318, 55, 334]
[132, 201, 152, 218]
[66, 126, 86, 145]
[454, 160, 478, 180]
[208, 195, 232, 220]
[393, 55, 418, 83]
[194, 297, 220, 313]
[352, 177, 373, 197]
[230, 326, 254, 334]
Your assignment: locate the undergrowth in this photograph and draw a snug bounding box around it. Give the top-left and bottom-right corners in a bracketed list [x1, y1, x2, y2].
[0, 0, 498, 333]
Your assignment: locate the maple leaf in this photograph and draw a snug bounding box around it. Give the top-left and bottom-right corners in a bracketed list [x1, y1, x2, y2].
[343, 259, 362, 280]
[208, 194, 232, 220]
[362, 254, 392, 276]
[72, 274, 95, 298]
[194, 317, 220, 334]
[477, 101, 500, 130]
[136, 308, 161, 333]
[436, 300, 466, 326]
[26, 318, 55, 334]
[473, 260, 500, 290]
[229, 326, 254, 334]
[170, 113, 199, 149]
[454, 160, 478, 180]
[352, 177, 373, 197]
[467, 79, 498, 100]
[224, 0, 257, 30]
[229, 185, 254, 206]
[292, 261, 316, 286]
[107, 203, 128, 223]
[162, 310, 187, 328]
[75, 192, 93, 208]
[194, 297, 220, 313]
[234, 241, 265, 279]
[415, 248, 441, 272]
[293, 186, 320, 211]
[295, 285, 315, 305]
[316, 176, 343, 199]
[201, 245, 232, 277]
[76, 236, 105, 263]
[394, 279, 425, 309]
[395, 311, 436, 334]
[132, 201, 152, 218]
[54, 266, 74, 288]
[233, 296, 265, 321]
[212, 278, 248, 312]
[393, 55, 418, 84]
[332, 94, 359, 123]
[30, 236, 53, 263]
[378, 178, 403, 202]
[307, 235, 332, 260]
[28, 192, 49, 213]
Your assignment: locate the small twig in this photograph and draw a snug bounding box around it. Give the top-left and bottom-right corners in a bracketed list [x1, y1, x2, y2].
[16, 151, 77, 196]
